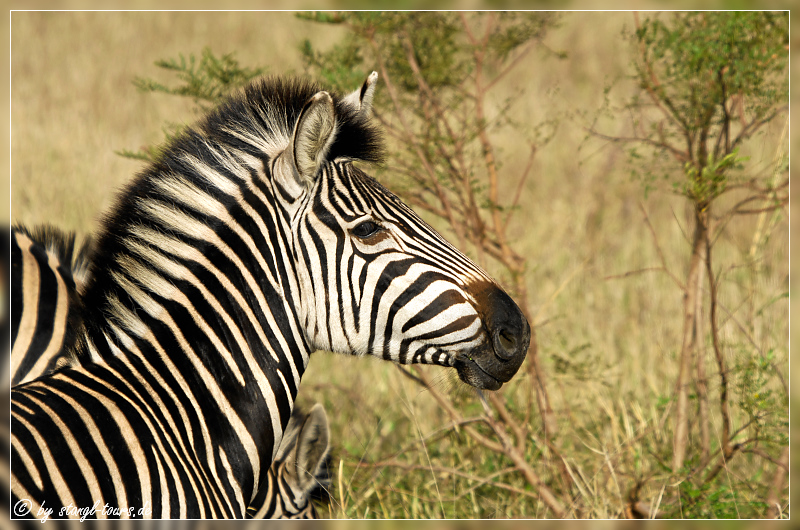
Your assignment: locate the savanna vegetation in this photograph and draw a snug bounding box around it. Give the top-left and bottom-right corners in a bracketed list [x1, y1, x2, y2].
[10, 11, 789, 519]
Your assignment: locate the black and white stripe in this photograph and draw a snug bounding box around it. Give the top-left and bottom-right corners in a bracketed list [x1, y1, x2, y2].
[246, 404, 330, 519]
[10, 225, 89, 386]
[9, 225, 330, 519]
[11, 72, 529, 518]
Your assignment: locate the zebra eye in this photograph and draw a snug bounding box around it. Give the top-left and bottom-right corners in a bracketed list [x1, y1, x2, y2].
[350, 220, 382, 239]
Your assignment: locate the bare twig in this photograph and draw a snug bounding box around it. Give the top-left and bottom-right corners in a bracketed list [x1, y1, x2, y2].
[765, 446, 789, 519]
[486, 391, 525, 454]
[585, 126, 690, 164]
[730, 106, 788, 150]
[639, 202, 686, 290]
[741, 446, 788, 471]
[534, 258, 589, 326]
[502, 143, 537, 232]
[351, 460, 539, 502]
[604, 267, 672, 281]
[701, 440, 746, 485]
[477, 391, 568, 517]
[705, 226, 733, 461]
[410, 367, 504, 454]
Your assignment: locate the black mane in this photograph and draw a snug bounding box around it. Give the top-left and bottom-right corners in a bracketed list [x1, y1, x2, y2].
[13, 223, 92, 282]
[202, 75, 385, 165]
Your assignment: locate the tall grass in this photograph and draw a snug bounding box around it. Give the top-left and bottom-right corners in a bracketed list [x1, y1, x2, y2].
[10, 12, 788, 518]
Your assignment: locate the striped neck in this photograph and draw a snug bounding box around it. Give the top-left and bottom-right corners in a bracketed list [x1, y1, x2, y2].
[71, 129, 314, 508]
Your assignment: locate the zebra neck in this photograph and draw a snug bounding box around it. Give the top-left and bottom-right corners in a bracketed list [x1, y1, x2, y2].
[69, 150, 316, 498]
[77, 146, 312, 387]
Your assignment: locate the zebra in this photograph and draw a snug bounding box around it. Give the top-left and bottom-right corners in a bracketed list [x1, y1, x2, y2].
[247, 403, 330, 519]
[9, 225, 332, 519]
[10, 225, 90, 387]
[11, 71, 529, 518]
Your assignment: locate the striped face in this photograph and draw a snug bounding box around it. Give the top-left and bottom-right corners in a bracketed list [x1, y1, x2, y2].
[272, 73, 530, 391]
[291, 162, 530, 390]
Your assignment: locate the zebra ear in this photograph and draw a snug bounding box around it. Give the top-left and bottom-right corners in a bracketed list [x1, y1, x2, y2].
[291, 91, 337, 184]
[342, 71, 378, 117]
[288, 403, 330, 491]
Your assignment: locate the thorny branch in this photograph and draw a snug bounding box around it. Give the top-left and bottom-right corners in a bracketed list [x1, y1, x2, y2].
[478, 391, 569, 517]
[372, 14, 558, 444]
[401, 365, 570, 517]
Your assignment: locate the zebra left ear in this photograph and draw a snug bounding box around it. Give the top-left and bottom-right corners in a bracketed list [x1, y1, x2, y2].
[291, 91, 337, 185]
[342, 71, 378, 118]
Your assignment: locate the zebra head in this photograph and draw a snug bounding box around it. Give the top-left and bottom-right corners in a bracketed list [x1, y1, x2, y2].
[271, 73, 530, 390]
[273, 403, 331, 519]
[246, 403, 331, 519]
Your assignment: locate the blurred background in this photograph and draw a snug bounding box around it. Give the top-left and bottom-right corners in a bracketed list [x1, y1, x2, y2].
[2, 3, 793, 525]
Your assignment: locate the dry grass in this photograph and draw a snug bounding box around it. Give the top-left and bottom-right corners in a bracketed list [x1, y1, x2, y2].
[10, 12, 789, 519]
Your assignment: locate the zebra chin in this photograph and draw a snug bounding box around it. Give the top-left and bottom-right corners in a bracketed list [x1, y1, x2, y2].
[452, 341, 528, 390]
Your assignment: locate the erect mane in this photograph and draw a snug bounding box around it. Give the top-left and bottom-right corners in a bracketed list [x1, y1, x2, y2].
[200, 75, 385, 164]
[12, 223, 91, 369]
[13, 223, 92, 284]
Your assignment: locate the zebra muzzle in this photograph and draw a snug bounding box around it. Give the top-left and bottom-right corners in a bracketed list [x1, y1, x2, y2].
[455, 283, 530, 390]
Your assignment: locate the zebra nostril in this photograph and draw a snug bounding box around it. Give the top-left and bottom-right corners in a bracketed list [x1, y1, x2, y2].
[475, 283, 529, 366]
[494, 328, 518, 360]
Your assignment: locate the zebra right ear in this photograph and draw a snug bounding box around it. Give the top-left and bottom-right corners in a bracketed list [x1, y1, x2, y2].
[291, 91, 337, 186]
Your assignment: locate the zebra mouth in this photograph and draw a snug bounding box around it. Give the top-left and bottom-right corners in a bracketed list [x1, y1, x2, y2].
[453, 353, 504, 391]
